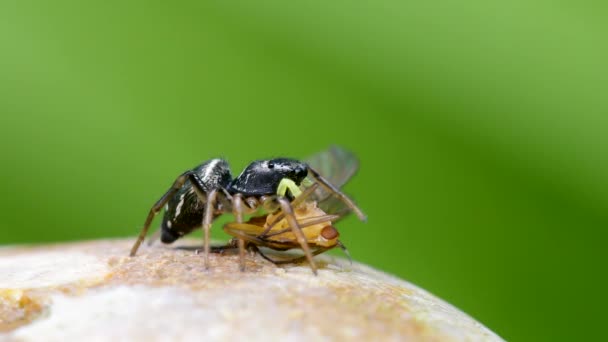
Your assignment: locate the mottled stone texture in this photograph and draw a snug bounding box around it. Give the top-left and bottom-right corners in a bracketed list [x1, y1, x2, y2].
[0, 239, 503, 341]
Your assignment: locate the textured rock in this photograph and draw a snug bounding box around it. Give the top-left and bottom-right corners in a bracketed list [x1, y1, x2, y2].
[0, 239, 503, 341]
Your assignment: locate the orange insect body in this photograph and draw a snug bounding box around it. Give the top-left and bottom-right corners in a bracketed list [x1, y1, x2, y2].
[223, 201, 341, 251]
[262, 202, 340, 248]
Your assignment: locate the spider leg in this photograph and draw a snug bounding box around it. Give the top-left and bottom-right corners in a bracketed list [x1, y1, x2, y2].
[263, 183, 320, 235]
[130, 171, 203, 256]
[201, 189, 218, 269]
[291, 182, 319, 207]
[130, 171, 216, 257]
[232, 194, 247, 271]
[276, 196, 318, 275]
[307, 167, 367, 222]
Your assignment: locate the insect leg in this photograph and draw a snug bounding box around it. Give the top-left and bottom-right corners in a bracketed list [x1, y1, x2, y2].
[220, 230, 287, 265]
[248, 245, 280, 264]
[201, 189, 218, 269]
[276, 197, 318, 275]
[130, 171, 196, 256]
[264, 247, 332, 265]
[307, 167, 367, 221]
[337, 240, 353, 265]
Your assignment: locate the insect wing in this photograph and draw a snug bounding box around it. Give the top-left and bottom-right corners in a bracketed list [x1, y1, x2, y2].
[304, 146, 359, 214]
[305, 145, 359, 189]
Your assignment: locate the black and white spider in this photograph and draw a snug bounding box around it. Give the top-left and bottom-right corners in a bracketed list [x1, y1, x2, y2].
[129, 146, 366, 274]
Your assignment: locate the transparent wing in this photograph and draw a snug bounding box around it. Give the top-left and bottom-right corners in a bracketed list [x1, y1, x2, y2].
[305, 145, 359, 189]
[304, 145, 360, 215]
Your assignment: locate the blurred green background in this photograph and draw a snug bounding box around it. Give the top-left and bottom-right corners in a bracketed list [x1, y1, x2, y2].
[1, 1, 607, 340]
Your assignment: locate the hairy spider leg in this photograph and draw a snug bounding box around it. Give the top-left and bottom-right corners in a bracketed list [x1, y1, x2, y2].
[262, 168, 366, 237]
[224, 212, 339, 273]
[276, 196, 317, 275]
[200, 189, 219, 269]
[307, 167, 367, 222]
[232, 194, 247, 271]
[129, 171, 211, 257]
[261, 183, 320, 236]
[227, 192, 318, 274]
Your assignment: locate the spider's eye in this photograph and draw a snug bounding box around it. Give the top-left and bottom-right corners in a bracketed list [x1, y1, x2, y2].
[267, 161, 275, 169]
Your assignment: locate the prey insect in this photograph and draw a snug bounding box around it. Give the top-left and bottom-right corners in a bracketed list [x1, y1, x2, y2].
[129, 146, 366, 274]
[221, 183, 352, 267]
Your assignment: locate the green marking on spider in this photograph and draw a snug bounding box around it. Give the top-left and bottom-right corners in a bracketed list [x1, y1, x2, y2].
[277, 178, 303, 198]
[301, 178, 314, 187]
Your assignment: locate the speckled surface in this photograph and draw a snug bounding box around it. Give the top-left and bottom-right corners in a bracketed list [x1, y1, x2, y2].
[0, 239, 503, 341]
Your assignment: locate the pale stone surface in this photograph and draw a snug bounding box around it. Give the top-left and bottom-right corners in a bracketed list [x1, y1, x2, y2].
[0, 239, 503, 341]
[0, 251, 107, 289]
